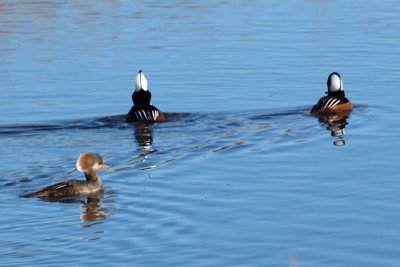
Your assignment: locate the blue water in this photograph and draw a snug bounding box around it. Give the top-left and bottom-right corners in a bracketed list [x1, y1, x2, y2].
[1, 1, 400, 266]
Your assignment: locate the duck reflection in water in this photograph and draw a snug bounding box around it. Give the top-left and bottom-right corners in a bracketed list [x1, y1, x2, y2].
[27, 195, 111, 228]
[80, 196, 111, 228]
[318, 111, 350, 146]
[133, 123, 154, 150]
[128, 123, 159, 171]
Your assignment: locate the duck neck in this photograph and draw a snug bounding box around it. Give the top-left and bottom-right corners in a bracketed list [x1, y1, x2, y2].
[328, 91, 345, 98]
[133, 90, 152, 106]
[84, 170, 101, 183]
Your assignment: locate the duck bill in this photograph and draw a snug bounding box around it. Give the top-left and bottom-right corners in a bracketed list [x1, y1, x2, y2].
[99, 163, 112, 169]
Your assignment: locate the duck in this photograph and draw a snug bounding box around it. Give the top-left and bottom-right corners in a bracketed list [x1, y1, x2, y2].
[310, 72, 352, 115]
[126, 70, 166, 123]
[21, 153, 111, 199]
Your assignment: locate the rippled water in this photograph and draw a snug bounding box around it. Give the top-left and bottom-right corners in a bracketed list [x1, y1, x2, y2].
[1, 1, 400, 266]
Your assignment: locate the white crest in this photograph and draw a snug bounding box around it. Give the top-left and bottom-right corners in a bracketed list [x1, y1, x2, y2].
[329, 73, 343, 92]
[76, 153, 86, 172]
[135, 71, 148, 92]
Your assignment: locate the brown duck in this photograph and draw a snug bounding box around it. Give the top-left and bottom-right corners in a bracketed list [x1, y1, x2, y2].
[22, 153, 111, 199]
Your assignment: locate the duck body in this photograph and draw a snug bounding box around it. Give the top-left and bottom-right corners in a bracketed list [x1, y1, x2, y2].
[311, 91, 352, 114]
[126, 70, 165, 123]
[22, 153, 110, 200]
[127, 105, 165, 122]
[22, 179, 103, 198]
[311, 72, 352, 115]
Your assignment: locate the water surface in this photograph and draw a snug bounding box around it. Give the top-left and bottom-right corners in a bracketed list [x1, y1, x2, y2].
[1, 1, 400, 266]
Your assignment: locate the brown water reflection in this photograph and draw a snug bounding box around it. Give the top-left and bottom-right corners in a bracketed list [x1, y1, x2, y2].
[318, 110, 351, 146]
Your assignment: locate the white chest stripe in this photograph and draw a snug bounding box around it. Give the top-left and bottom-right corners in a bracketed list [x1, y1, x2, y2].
[142, 110, 149, 120]
[153, 110, 159, 120]
[325, 98, 334, 107]
[135, 110, 159, 121]
[135, 111, 144, 120]
[323, 98, 341, 108]
[329, 99, 340, 107]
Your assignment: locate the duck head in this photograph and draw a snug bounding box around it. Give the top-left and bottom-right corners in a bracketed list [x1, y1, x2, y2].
[326, 72, 344, 96]
[133, 70, 152, 106]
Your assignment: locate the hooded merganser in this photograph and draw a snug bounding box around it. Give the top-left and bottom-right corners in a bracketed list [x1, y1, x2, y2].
[311, 72, 352, 114]
[126, 70, 166, 123]
[22, 153, 111, 199]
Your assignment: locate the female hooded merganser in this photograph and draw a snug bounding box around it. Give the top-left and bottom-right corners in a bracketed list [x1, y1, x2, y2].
[311, 72, 352, 114]
[127, 70, 165, 123]
[22, 153, 111, 199]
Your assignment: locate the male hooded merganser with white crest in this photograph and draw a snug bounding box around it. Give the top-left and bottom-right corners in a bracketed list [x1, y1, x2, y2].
[127, 70, 165, 123]
[311, 72, 352, 114]
[22, 153, 111, 199]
